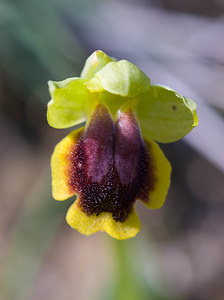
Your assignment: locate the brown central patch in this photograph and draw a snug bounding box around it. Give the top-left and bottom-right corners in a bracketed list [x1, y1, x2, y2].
[67, 105, 156, 222]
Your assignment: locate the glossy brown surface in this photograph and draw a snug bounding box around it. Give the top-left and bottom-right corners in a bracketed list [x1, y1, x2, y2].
[67, 105, 156, 222]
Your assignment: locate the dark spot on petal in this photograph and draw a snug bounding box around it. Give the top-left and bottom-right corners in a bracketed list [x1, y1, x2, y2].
[82, 105, 114, 183]
[67, 105, 156, 222]
[115, 111, 141, 185]
[137, 140, 156, 203]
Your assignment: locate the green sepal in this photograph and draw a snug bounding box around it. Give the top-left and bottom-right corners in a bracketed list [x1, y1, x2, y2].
[47, 78, 88, 128]
[136, 85, 198, 143]
[80, 50, 116, 80]
[89, 60, 151, 97]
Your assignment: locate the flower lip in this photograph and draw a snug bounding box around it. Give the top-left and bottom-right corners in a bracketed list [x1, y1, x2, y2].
[66, 104, 156, 222]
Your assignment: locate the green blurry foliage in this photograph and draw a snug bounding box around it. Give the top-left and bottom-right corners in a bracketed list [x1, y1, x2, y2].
[0, 0, 90, 103]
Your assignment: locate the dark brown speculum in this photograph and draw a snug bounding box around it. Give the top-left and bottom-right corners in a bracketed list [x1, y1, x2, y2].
[67, 105, 155, 222]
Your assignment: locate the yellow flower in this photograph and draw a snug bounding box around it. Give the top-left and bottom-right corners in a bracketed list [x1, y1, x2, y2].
[47, 50, 198, 240]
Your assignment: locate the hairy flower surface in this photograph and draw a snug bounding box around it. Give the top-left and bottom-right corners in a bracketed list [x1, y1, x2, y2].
[47, 50, 198, 239]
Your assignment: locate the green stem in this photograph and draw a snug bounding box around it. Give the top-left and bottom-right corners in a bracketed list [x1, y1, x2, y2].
[104, 238, 145, 300]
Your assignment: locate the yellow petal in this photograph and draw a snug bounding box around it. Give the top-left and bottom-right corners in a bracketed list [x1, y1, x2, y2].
[51, 127, 84, 200]
[66, 200, 141, 240]
[141, 137, 172, 209]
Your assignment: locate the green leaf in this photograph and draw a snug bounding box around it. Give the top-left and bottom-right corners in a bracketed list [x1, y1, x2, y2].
[80, 50, 116, 80]
[47, 78, 88, 128]
[136, 85, 198, 143]
[93, 60, 151, 97]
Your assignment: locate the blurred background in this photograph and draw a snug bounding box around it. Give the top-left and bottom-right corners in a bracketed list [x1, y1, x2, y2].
[0, 0, 224, 299]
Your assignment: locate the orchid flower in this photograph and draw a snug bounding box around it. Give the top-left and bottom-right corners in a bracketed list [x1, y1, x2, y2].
[47, 50, 198, 240]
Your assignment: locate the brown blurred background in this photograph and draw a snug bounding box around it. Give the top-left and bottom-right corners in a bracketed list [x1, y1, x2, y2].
[0, 0, 224, 299]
